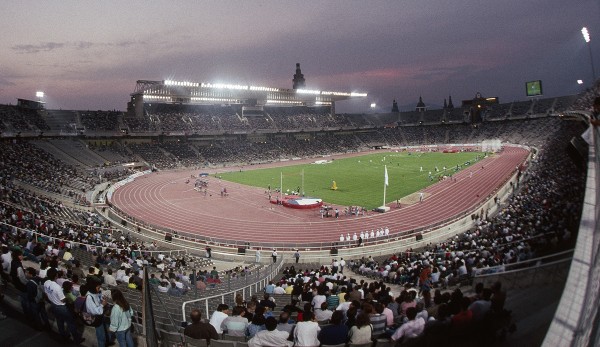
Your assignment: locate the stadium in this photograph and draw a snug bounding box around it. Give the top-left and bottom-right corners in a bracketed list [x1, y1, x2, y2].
[0, 61, 598, 347]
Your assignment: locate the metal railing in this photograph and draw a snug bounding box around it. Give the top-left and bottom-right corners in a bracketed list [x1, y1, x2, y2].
[180, 257, 285, 321]
[473, 250, 573, 291]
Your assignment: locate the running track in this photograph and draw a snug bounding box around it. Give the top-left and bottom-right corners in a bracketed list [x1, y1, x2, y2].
[110, 146, 528, 246]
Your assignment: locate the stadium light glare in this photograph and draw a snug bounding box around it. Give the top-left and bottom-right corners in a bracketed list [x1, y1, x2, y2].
[577, 79, 584, 85]
[322, 91, 350, 96]
[582, 27, 590, 43]
[582, 27, 596, 82]
[370, 103, 377, 108]
[36, 91, 44, 98]
[351, 92, 368, 97]
[296, 89, 321, 95]
[201, 83, 248, 90]
[266, 99, 302, 104]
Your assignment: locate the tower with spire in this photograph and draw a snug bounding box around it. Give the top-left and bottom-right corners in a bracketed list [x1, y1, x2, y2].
[416, 96, 426, 112]
[391, 99, 399, 113]
[292, 63, 306, 89]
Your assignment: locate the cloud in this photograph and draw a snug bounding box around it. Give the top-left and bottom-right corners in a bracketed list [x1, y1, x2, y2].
[11, 40, 147, 54]
[11, 42, 65, 54]
[0, 76, 16, 88]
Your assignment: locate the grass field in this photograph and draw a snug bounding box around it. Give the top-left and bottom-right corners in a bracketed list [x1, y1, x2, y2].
[217, 152, 484, 209]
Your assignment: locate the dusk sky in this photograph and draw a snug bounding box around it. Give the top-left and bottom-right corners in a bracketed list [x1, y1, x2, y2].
[1, 1, 599, 113]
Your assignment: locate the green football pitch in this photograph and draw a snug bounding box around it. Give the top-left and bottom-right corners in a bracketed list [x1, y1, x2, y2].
[216, 152, 484, 209]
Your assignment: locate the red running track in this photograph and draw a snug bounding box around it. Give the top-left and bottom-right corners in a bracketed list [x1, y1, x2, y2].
[110, 146, 528, 246]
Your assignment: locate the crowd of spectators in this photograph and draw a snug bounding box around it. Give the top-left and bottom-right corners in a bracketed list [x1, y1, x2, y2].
[183, 263, 513, 346]
[0, 105, 50, 132]
[0, 92, 588, 136]
[127, 143, 178, 170]
[80, 111, 120, 131]
[88, 141, 136, 165]
[352, 118, 584, 292]
[0, 141, 98, 204]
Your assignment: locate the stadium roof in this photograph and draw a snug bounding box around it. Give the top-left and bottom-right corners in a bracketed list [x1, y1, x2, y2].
[132, 79, 367, 107]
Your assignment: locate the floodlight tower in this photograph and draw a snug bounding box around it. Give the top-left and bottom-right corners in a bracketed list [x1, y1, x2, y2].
[36, 91, 44, 102]
[581, 27, 596, 84]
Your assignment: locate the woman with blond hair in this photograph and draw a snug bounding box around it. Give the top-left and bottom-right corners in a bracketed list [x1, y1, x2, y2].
[109, 289, 134, 347]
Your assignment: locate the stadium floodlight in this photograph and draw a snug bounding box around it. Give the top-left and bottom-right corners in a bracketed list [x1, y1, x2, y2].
[581, 27, 596, 83]
[370, 103, 377, 108]
[36, 91, 44, 98]
[296, 89, 321, 95]
[577, 79, 584, 85]
[582, 27, 590, 43]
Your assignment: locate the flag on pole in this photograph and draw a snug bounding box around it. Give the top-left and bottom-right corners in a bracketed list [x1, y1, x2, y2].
[384, 165, 389, 186]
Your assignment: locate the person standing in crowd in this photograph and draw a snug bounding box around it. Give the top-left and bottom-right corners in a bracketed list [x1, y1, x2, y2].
[294, 249, 300, 263]
[109, 289, 135, 347]
[86, 278, 110, 347]
[255, 248, 261, 263]
[271, 249, 278, 263]
[25, 267, 50, 329]
[11, 249, 27, 314]
[44, 268, 84, 344]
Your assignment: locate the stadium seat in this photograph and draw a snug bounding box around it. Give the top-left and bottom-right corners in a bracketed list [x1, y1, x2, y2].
[210, 340, 237, 347]
[348, 343, 374, 347]
[375, 338, 396, 347]
[185, 337, 209, 347]
[321, 344, 346, 347]
[159, 329, 186, 347]
[223, 334, 246, 342]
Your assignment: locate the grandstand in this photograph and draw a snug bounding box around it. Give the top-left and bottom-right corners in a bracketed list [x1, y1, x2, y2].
[0, 76, 598, 347]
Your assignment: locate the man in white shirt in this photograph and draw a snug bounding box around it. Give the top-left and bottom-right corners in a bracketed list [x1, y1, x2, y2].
[273, 283, 286, 294]
[339, 258, 346, 274]
[209, 304, 230, 334]
[104, 269, 118, 286]
[294, 312, 321, 347]
[391, 307, 425, 342]
[314, 302, 333, 321]
[1, 246, 11, 278]
[249, 316, 293, 347]
[44, 268, 84, 344]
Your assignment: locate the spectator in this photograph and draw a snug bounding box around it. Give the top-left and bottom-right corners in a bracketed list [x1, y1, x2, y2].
[293, 311, 320, 347]
[104, 269, 118, 287]
[209, 304, 230, 334]
[391, 307, 425, 343]
[109, 289, 134, 347]
[184, 309, 219, 343]
[246, 308, 266, 339]
[24, 267, 50, 329]
[318, 310, 348, 346]
[248, 316, 293, 347]
[221, 306, 248, 337]
[44, 268, 84, 344]
[276, 311, 295, 335]
[348, 312, 373, 345]
[86, 278, 110, 347]
[314, 302, 333, 322]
